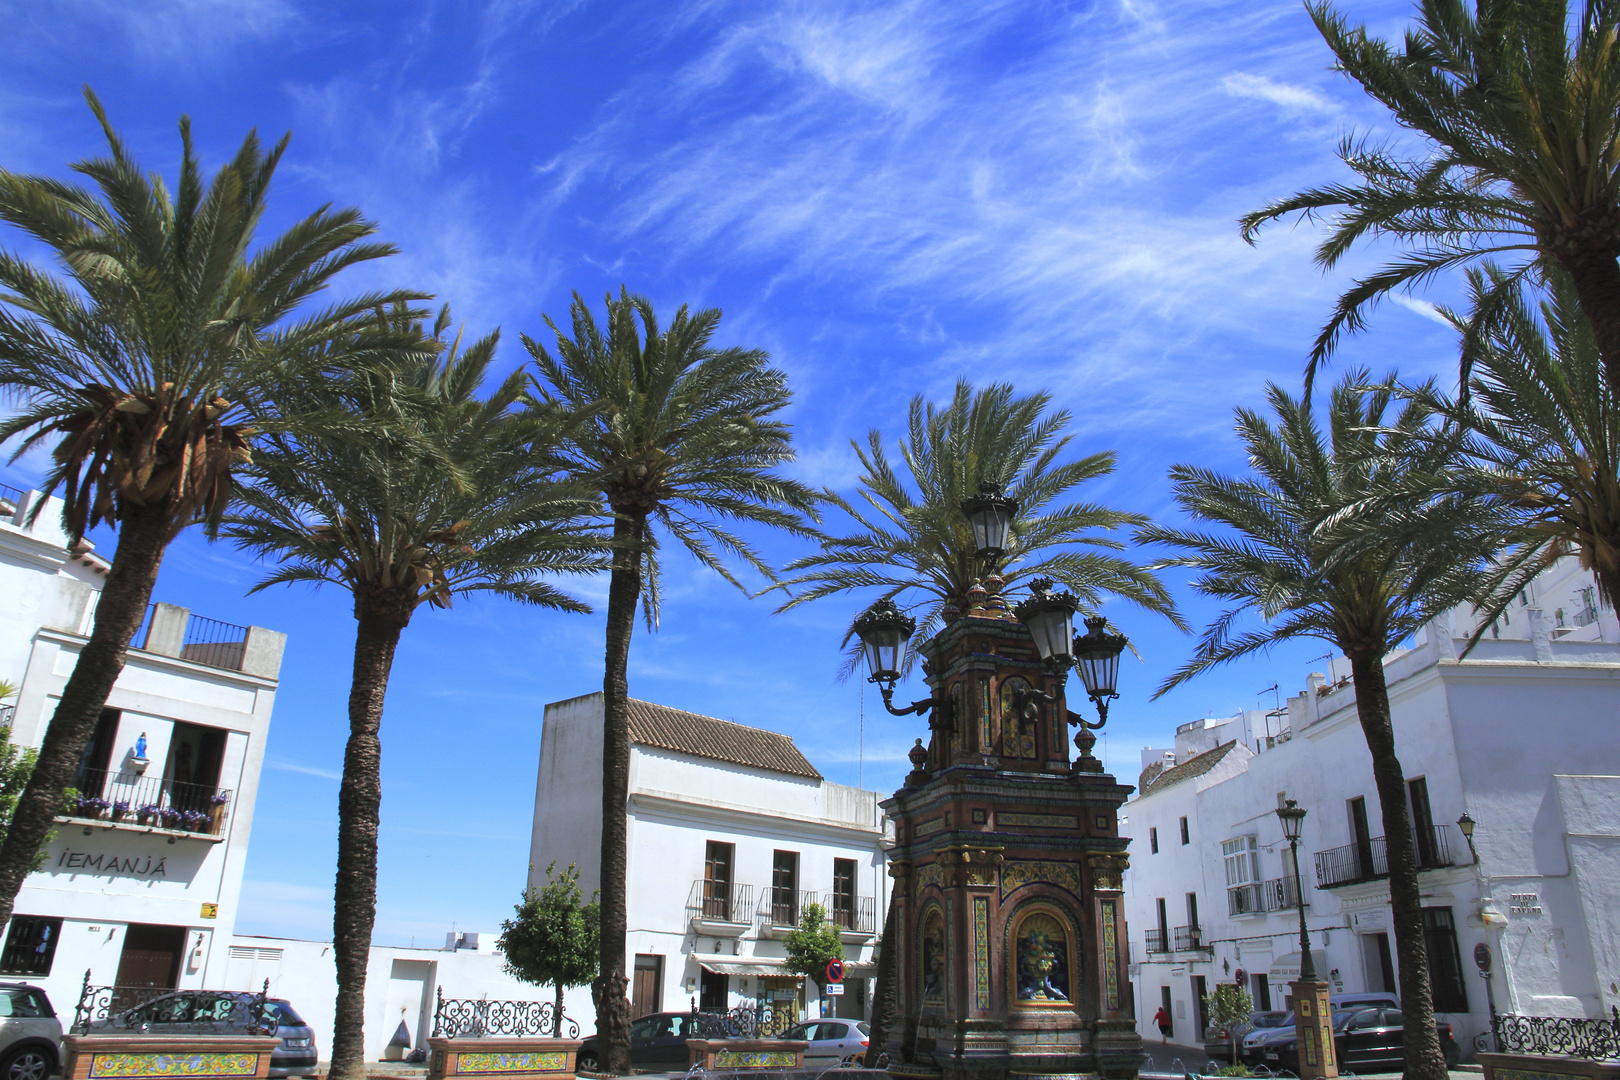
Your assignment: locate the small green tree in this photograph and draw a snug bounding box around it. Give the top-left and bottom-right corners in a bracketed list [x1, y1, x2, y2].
[0, 683, 43, 872]
[499, 862, 600, 1022]
[1205, 983, 1254, 1066]
[784, 903, 846, 1017]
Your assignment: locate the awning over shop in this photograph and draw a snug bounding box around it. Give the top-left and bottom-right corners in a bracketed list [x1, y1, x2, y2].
[1269, 950, 1328, 981]
[692, 954, 878, 978]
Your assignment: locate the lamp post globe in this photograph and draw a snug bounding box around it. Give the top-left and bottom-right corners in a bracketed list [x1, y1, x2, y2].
[960, 480, 1019, 561]
[852, 599, 916, 685]
[1013, 579, 1079, 670]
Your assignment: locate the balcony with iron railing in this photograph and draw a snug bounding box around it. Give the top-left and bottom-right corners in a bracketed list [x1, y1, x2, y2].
[829, 894, 877, 940]
[61, 767, 232, 838]
[1313, 825, 1455, 888]
[759, 888, 817, 934]
[1144, 928, 1169, 954]
[1173, 924, 1206, 952]
[687, 880, 754, 934]
[1227, 875, 1308, 917]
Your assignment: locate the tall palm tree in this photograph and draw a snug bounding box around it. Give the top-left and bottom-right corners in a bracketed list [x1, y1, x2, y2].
[0, 89, 415, 929]
[226, 305, 602, 1080]
[774, 379, 1184, 675]
[1139, 371, 1510, 1080]
[523, 288, 821, 1074]
[1239, 0, 1620, 395]
[1413, 269, 1620, 609]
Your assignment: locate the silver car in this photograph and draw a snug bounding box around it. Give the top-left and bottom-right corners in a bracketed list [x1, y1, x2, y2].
[783, 1019, 870, 1067]
[0, 983, 60, 1080]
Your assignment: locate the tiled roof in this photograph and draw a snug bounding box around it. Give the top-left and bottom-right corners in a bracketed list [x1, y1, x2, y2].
[1144, 740, 1239, 795]
[627, 699, 822, 780]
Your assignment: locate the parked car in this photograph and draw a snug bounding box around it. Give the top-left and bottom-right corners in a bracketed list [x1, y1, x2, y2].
[94, 991, 317, 1079]
[0, 984, 60, 1080]
[1258, 1007, 1460, 1072]
[781, 1019, 869, 1066]
[1239, 992, 1400, 1064]
[1204, 1009, 1287, 1060]
[576, 1012, 701, 1073]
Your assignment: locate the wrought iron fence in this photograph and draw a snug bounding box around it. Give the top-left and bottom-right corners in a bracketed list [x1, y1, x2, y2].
[1492, 1007, 1620, 1059]
[1173, 924, 1204, 951]
[68, 767, 231, 834]
[431, 987, 579, 1039]
[180, 614, 250, 671]
[1144, 928, 1169, 954]
[71, 973, 269, 1035]
[830, 895, 876, 934]
[0, 482, 26, 513]
[692, 1004, 783, 1039]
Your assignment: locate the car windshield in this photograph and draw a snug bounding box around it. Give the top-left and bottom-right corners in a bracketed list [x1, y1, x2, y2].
[266, 1001, 304, 1027]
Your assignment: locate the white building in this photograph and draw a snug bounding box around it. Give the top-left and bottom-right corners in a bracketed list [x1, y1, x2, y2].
[530, 693, 892, 1028]
[0, 482, 284, 1018]
[1123, 560, 1620, 1060]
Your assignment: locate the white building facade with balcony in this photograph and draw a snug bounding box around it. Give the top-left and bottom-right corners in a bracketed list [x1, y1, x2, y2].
[529, 693, 892, 1029]
[0, 483, 284, 1018]
[1123, 559, 1620, 1060]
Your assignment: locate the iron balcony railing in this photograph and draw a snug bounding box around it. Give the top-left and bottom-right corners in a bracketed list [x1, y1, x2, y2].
[1228, 876, 1309, 916]
[687, 879, 754, 924]
[830, 894, 876, 933]
[1314, 825, 1454, 888]
[179, 614, 250, 671]
[1173, 924, 1205, 951]
[67, 767, 232, 834]
[1145, 928, 1169, 954]
[759, 887, 816, 927]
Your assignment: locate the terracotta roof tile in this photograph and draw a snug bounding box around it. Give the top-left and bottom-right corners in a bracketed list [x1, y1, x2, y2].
[1144, 740, 1239, 795]
[627, 699, 821, 780]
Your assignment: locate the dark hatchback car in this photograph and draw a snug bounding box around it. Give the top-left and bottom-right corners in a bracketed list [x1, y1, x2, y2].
[95, 992, 318, 1078]
[577, 1012, 702, 1073]
[1260, 1006, 1460, 1072]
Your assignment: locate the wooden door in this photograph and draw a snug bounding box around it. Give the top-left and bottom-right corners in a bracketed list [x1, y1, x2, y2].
[631, 955, 662, 1018]
[116, 924, 185, 988]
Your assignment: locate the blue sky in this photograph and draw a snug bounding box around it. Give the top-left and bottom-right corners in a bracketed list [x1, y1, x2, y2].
[0, 0, 1462, 947]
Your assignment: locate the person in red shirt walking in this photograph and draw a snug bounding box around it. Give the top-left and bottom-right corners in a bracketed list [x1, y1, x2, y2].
[1152, 1004, 1173, 1043]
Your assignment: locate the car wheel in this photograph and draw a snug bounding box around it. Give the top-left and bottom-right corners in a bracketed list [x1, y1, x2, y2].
[1, 1045, 52, 1080]
[577, 1052, 600, 1073]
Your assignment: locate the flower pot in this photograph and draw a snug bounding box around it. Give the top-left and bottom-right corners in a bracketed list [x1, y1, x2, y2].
[208, 804, 227, 835]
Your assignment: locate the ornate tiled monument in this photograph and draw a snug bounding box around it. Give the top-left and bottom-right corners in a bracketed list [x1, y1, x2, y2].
[856, 570, 1143, 1080]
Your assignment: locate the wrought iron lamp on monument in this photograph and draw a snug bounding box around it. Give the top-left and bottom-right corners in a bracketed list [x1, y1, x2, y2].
[1278, 799, 1336, 1080]
[852, 482, 1142, 1080]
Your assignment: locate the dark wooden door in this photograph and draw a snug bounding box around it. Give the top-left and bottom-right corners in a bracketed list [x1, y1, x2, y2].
[116, 924, 185, 988]
[631, 955, 661, 1018]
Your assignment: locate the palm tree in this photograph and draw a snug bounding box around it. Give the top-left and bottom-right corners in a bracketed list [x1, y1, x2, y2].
[1414, 269, 1620, 609]
[1239, 0, 1620, 395]
[226, 306, 602, 1080]
[774, 379, 1184, 674]
[0, 89, 415, 929]
[523, 288, 821, 1074]
[1139, 371, 1510, 1080]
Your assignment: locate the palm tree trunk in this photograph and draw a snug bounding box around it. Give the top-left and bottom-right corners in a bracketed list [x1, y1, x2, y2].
[0, 504, 170, 930]
[330, 593, 411, 1080]
[1347, 650, 1447, 1080]
[595, 512, 643, 1075]
[1562, 251, 1620, 399]
[863, 894, 897, 1068]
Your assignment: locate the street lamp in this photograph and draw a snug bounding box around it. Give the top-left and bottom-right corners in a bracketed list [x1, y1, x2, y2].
[960, 480, 1018, 561]
[1276, 799, 1315, 980]
[1013, 582, 1128, 770]
[1072, 615, 1128, 727]
[1457, 812, 1478, 863]
[852, 599, 935, 717]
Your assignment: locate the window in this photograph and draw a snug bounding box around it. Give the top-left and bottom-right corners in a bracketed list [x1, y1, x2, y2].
[1150, 827, 1159, 854]
[703, 841, 734, 920]
[0, 916, 60, 976]
[1222, 836, 1261, 914]
[1409, 777, 1438, 866]
[1179, 816, 1190, 845]
[1423, 908, 1469, 1012]
[771, 850, 799, 926]
[831, 858, 856, 929]
[76, 709, 121, 796]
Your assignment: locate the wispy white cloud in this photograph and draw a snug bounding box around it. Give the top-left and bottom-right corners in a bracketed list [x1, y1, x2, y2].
[67, 0, 299, 60]
[1222, 72, 1339, 114]
[1390, 293, 1453, 328]
[266, 759, 342, 781]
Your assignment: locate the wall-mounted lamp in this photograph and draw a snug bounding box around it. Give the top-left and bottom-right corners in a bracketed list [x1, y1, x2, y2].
[1457, 813, 1478, 863]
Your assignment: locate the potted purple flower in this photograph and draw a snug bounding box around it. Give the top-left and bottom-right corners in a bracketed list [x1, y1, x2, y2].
[111, 801, 130, 822]
[74, 795, 110, 819]
[159, 807, 185, 829]
[137, 803, 162, 826]
[181, 810, 209, 833]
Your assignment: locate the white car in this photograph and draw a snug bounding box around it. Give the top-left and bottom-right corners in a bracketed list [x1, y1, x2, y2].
[783, 1019, 870, 1067]
[0, 983, 61, 1080]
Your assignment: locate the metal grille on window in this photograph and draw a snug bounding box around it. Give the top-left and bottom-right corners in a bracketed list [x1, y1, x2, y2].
[0, 916, 61, 976]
